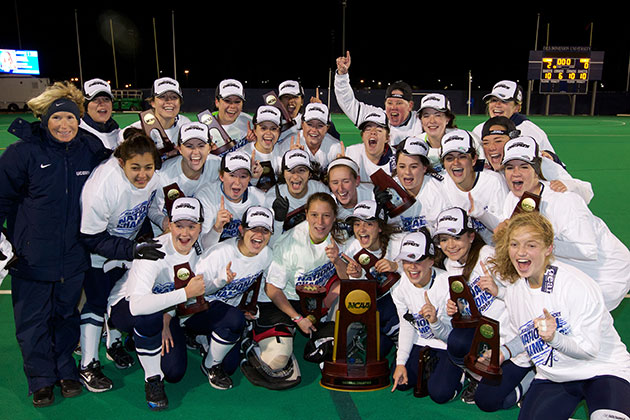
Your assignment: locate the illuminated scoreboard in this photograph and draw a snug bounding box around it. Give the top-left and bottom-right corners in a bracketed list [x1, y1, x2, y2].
[528, 48, 604, 95]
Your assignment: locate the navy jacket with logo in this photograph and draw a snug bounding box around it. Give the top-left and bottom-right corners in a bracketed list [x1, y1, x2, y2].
[0, 118, 110, 282]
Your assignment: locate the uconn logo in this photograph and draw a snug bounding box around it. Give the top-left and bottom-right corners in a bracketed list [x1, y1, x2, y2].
[507, 142, 530, 150]
[89, 81, 108, 88]
[223, 82, 240, 90]
[443, 135, 463, 144]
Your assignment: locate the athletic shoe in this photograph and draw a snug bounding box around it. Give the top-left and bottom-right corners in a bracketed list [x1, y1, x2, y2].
[79, 360, 113, 392]
[145, 375, 168, 411]
[461, 377, 478, 404]
[32, 385, 54, 408]
[201, 362, 233, 390]
[59, 379, 82, 398]
[106, 340, 136, 369]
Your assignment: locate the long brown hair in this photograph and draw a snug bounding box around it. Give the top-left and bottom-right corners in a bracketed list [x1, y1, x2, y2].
[435, 231, 486, 281]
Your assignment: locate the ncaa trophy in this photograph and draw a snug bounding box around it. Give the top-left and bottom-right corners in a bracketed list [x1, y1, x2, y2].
[173, 262, 208, 316]
[448, 275, 481, 328]
[197, 109, 236, 156]
[464, 316, 502, 383]
[139, 109, 176, 158]
[238, 272, 264, 315]
[321, 279, 390, 391]
[262, 91, 296, 132]
[295, 284, 328, 326]
[162, 183, 185, 217]
[353, 248, 400, 296]
[511, 190, 541, 218]
[370, 169, 416, 217]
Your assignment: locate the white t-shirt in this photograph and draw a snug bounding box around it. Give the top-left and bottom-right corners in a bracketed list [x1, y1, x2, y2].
[148, 154, 222, 231]
[107, 233, 202, 320]
[196, 182, 267, 246]
[389, 175, 449, 234]
[442, 170, 508, 244]
[334, 72, 423, 147]
[262, 221, 342, 302]
[80, 156, 160, 268]
[502, 183, 630, 311]
[345, 143, 396, 182]
[392, 267, 451, 365]
[196, 237, 272, 308]
[219, 111, 253, 154]
[503, 261, 630, 383]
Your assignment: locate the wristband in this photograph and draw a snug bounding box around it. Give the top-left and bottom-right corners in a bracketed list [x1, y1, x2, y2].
[291, 315, 304, 323]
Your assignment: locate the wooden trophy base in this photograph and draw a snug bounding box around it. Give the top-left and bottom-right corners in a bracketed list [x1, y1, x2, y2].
[320, 360, 390, 392]
[464, 354, 502, 384]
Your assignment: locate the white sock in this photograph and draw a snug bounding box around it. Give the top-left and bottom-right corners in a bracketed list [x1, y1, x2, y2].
[204, 333, 235, 368]
[80, 321, 103, 368]
[137, 350, 163, 381]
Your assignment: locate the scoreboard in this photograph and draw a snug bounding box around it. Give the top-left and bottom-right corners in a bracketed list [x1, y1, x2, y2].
[528, 47, 604, 95]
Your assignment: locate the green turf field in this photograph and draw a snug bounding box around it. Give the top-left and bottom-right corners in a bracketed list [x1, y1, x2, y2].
[0, 112, 628, 419]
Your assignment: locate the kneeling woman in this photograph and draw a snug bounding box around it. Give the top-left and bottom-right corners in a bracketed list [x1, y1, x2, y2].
[248, 193, 346, 389]
[489, 212, 630, 420]
[195, 205, 274, 389]
[107, 198, 235, 410]
[390, 229, 464, 402]
[434, 207, 533, 410]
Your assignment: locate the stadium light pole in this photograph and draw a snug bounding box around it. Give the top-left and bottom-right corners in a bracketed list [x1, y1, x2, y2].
[153, 17, 160, 79]
[172, 10, 177, 80]
[341, 0, 347, 54]
[75, 9, 84, 87]
[110, 19, 119, 89]
[14, 0, 22, 49]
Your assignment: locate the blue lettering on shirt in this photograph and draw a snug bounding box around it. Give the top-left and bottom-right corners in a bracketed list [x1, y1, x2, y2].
[152, 281, 175, 295]
[469, 275, 495, 314]
[519, 311, 568, 368]
[412, 312, 436, 340]
[296, 261, 336, 288]
[399, 215, 427, 233]
[209, 271, 262, 302]
[115, 190, 156, 233]
[220, 219, 242, 241]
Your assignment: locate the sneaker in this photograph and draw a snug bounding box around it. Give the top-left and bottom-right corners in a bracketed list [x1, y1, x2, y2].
[145, 375, 168, 411]
[79, 360, 113, 392]
[201, 362, 233, 390]
[461, 377, 478, 404]
[106, 340, 136, 369]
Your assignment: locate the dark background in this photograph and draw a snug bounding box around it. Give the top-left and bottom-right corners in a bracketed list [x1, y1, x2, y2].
[2, 2, 629, 93]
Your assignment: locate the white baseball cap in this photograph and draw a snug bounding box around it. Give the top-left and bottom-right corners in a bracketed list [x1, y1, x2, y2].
[221, 150, 251, 174]
[358, 109, 388, 131]
[400, 137, 429, 158]
[345, 200, 385, 223]
[218, 79, 245, 100]
[254, 105, 282, 126]
[84, 78, 113, 101]
[440, 129, 475, 158]
[179, 122, 209, 144]
[419, 93, 450, 113]
[483, 80, 523, 103]
[242, 206, 274, 232]
[394, 230, 435, 262]
[171, 197, 203, 223]
[303, 103, 330, 124]
[153, 77, 182, 97]
[433, 207, 473, 237]
[282, 149, 312, 171]
[278, 80, 303, 97]
[501, 136, 539, 166]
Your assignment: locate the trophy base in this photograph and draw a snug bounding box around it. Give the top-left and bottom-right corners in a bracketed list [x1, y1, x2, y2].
[464, 355, 502, 385]
[320, 360, 390, 392]
[211, 141, 236, 157]
[176, 301, 210, 317]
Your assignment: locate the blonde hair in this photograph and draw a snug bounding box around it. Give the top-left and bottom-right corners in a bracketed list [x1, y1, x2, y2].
[488, 212, 555, 283]
[27, 81, 85, 119]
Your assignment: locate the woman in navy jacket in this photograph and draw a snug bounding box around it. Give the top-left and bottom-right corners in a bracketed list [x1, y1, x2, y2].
[0, 81, 110, 407]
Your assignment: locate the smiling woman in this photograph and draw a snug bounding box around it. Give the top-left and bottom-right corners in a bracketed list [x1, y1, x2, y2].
[0, 81, 110, 407]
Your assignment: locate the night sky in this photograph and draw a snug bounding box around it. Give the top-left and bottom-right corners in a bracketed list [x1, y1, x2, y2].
[2, 2, 628, 92]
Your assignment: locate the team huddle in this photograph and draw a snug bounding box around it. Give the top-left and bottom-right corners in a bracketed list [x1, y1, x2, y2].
[1, 50, 629, 419]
